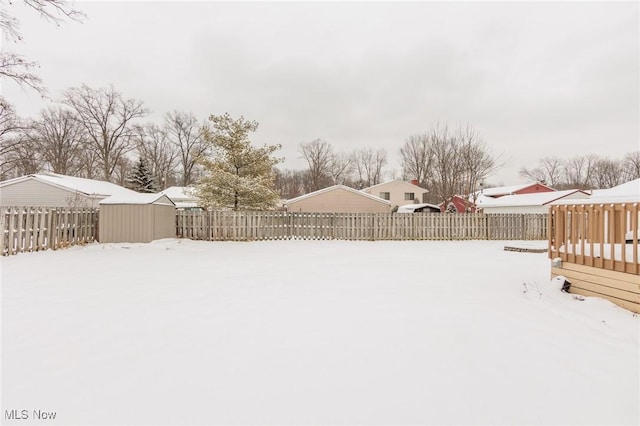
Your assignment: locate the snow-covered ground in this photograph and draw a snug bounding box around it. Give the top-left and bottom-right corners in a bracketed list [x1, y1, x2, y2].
[2, 239, 638, 425]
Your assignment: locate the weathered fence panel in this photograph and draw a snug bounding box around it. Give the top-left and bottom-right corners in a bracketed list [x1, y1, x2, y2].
[1, 207, 98, 256]
[177, 211, 547, 242]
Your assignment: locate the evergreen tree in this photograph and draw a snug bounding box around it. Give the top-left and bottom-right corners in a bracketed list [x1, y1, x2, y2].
[196, 113, 282, 210]
[127, 157, 157, 193]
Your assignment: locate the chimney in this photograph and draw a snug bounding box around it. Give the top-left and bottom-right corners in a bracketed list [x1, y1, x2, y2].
[411, 179, 419, 186]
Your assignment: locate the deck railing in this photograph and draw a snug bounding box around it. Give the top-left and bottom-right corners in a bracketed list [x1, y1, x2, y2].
[549, 202, 639, 275]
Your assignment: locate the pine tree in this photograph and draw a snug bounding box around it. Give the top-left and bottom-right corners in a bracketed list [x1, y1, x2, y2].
[127, 157, 157, 193]
[196, 113, 282, 210]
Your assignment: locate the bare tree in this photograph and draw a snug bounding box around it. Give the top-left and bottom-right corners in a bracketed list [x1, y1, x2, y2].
[1, 0, 85, 96]
[328, 151, 353, 186]
[4, 134, 43, 176]
[591, 158, 625, 189]
[112, 156, 132, 187]
[26, 106, 86, 175]
[273, 168, 306, 200]
[519, 156, 564, 188]
[299, 138, 334, 191]
[62, 84, 147, 181]
[399, 133, 433, 186]
[0, 101, 24, 177]
[622, 151, 640, 181]
[76, 143, 100, 179]
[133, 123, 178, 189]
[165, 111, 208, 186]
[353, 147, 387, 188]
[457, 125, 498, 202]
[564, 154, 598, 189]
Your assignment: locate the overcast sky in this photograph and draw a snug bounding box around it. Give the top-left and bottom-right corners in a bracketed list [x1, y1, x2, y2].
[3, 0, 639, 185]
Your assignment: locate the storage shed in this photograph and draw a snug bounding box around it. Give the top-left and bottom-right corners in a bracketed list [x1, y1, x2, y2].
[99, 193, 176, 243]
[477, 189, 589, 214]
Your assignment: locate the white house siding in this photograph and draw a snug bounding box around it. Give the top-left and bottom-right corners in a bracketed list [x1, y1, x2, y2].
[363, 180, 428, 209]
[0, 179, 99, 207]
[287, 187, 390, 213]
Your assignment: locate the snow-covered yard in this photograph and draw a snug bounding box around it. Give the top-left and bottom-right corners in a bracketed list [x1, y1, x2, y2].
[2, 239, 638, 425]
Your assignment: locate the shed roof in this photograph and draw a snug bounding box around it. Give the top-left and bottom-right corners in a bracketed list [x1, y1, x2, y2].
[589, 178, 640, 199]
[0, 173, 137, 198]
[99, 193, 175, 206]
[286, 184, 391, 206]
[478, 189, 588, 208]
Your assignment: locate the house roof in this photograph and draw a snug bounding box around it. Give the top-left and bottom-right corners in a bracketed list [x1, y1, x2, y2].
[99, 193, 175, 206]
[362, 179, 429, 193]
[286, 184, 391, 206]
[477, 189, 588, 208]
[478, 182, 554, 197]
[552, 179, 640, 205]
[0, 173, 138, 198]
[160, 186, 197, 201]
[589, 178, 640, 199]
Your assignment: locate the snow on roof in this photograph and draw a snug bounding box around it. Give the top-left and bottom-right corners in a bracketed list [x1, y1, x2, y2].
[0, 173, 138, 198]
[286, 184, 391, 205]
[160, 186, 198, 201]
[478, 182, 552, 197]
[478, 189, 587, 208]
[589, 178, 640, 199]
[99, 193, 175, 206]
[397, 203, 441, 213]
[362, 179, 428, 192]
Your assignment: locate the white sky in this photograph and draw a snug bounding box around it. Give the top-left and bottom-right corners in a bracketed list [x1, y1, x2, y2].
[2, 0, 639, 185]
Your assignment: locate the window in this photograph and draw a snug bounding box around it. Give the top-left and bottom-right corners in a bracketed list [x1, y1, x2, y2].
[380, 192, 390, 200]
[404, 192, 415, 201]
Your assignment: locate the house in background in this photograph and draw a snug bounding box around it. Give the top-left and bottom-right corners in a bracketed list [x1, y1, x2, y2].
[440, 195, 478, 213]
[362, 179, 428, 210]
[0, 173, 138, 207]
[286, 185, 391, 213]
[477, 182, 555, 199]
[160, 186, 199, 209]
[477, 189, 589, 214]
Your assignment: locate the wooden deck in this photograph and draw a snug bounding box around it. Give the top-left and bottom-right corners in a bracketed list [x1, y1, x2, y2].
[549, 202, 640, 313]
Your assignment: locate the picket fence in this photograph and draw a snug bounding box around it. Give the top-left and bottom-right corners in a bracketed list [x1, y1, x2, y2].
[0, 207, 98, 256]
[176, 211, 548, 241]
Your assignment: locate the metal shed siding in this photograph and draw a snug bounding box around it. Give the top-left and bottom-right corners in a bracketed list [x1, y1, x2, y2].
[0, 179, 97, 207]
[99, 203, 176, 243]
[288, 187, 390, 213]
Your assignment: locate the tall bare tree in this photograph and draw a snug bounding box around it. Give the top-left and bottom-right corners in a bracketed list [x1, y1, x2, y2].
[591, 158, 624, 189]
[622, 151, 640, 181]
[299, 138, 334, 191]
[165, 111, 208, 186]
[457, 125, 498, 202]
[399, 133, 433, 186]
[519, 156, 564, 188]
[0, 101, 24, 177]
[1, 0, 85, 96]
[133, 123, 178, 189]
[328, 151, 354, 186]
[26, 106, 86, 175]
[62, 84, 147, 181]
[564, 154, 598, 189]
[353, 147, 387, 188]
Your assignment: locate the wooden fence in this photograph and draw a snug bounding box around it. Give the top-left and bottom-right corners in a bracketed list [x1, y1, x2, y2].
[0, 207, 98, 256]
[177, 211, 548, 241]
